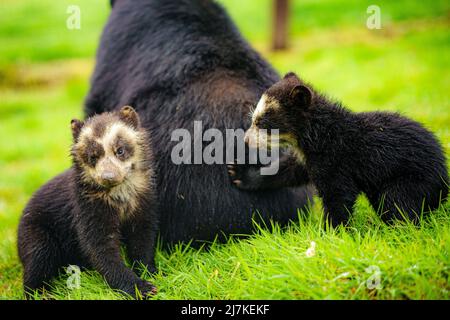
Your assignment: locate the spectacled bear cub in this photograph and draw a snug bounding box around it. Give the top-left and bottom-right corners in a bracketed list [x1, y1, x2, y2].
[229, 73, 448, 227]
[18, 106, 158, 298]
[85, 0, 313, 245]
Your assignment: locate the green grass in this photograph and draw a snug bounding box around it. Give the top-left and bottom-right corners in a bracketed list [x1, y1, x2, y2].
[0, 0, 449, 299]
[20, 208, 450, 300]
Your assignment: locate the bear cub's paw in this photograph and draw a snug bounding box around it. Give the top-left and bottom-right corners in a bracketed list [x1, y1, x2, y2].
[135, 280, 158, 298]
[227, 162, 264, 191]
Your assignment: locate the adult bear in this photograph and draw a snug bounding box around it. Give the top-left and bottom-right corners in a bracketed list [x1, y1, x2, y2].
[85, 0, 313, 245]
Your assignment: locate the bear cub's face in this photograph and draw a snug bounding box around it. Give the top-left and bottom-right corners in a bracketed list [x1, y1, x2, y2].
[245, 72, 313, 150]
[71, 106, 145, 189]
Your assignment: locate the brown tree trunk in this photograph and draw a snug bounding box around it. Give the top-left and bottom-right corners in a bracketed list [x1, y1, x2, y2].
[272, 0, 289, 51]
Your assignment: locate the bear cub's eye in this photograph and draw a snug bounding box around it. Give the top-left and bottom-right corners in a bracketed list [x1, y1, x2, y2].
[88, 155, 97, 166]
[116, 147, 125, 156]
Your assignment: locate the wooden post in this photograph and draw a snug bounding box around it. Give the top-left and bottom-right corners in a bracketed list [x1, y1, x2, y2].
[272, 0, 289, 51]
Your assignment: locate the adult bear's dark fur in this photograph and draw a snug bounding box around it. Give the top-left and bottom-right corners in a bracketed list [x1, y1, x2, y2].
[230, 73, 449, 226]
[18, 107, 158, 297]
[85, 0, 313, 245]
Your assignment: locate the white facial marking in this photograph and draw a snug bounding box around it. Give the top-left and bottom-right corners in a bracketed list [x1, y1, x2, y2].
[100, 123, 135, 154]
[244, 126, 260, 149]
[78, 126, 93, 141]
[108, 172, 151, 221]
[252, 94, 268, 122]
[251, 94, 280, 123]
[289, 145, 306, 165]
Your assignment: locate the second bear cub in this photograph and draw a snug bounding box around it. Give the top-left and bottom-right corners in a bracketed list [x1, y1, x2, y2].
[229, 73, 448, 226]
[18, 106, 158, 297]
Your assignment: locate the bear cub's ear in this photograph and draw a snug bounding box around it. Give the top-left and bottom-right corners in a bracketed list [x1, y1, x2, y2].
[119, 105, 140, 129]
[283, 72, 300, 81]
[71, 119, 84, 141]
[290, 85, 313, 108]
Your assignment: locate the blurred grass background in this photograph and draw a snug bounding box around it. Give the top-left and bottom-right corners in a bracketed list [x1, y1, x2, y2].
[0, 0, 449, 299]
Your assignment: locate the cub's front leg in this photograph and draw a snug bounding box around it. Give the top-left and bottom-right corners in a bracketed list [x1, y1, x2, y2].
[315, 177, 359, 228]
[75, 204, 156, 298]
[122, 210, 158, 275]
